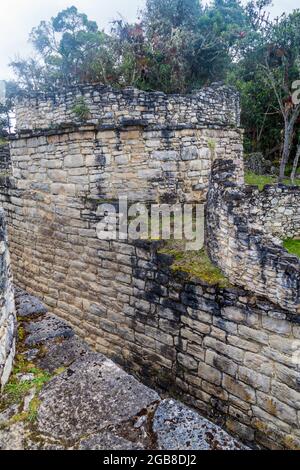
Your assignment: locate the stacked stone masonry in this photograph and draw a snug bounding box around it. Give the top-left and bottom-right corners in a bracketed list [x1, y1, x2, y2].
[0, 144, 10, 172]
[247, 184, 300, 239]
[206, 160, 300, 313]
[15, 83, 241, 131]
[0, 209, 16, 388]
[0, 84, 299, 449]
[12, 83, 244, 204]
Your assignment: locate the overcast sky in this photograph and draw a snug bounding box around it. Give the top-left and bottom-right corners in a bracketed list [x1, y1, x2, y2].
[0, 0, 298, 80]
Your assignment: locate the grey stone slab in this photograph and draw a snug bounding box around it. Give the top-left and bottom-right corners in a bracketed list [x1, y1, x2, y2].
[36, 336, 90, 373]
[153, 399, 245, 450]
[36, 353, 160, 443]
[16, 290, 48, 318]
[24, 313, 74, 346]
[0, 422, 26, 450]
[78, 432, 144, 450]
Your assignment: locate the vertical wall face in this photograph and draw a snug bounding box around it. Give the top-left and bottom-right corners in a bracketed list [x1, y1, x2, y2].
[0, 209, 16, 388]
[8, 126, 243, 206]
[14, 84, 241, 131]
[2, 84, 300, 449]
[0, 144, 11, 172]
[206, 160, 300, 313]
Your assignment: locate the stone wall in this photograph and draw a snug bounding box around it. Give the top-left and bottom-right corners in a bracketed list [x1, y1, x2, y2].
[206, 159, 300, 314]
[1, 148, 300, 448]
[1, 84, 300, 448]
[0, 208, 16, 388]
[251, 185, 300, 239]
[15, 83, 240, 131]
[8, 125, 243, 205]
[11, 83, 244, 205]
[2, 224, 300, 450]
[0, 144, 10, 172]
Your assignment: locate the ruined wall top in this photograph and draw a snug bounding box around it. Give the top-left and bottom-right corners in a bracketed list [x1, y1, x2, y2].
[207, 159, 300, 313]
[14, 83, 241, 132]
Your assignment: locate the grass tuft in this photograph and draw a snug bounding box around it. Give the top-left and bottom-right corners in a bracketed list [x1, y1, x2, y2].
[245, 172, 300, 191]
[158, 241, 230, 287]
[0, 353, 52, 424]
[283, 238, 300, 258]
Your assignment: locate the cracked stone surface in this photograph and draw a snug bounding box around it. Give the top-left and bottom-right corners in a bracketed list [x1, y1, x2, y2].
[36, 353, 160, 444]
[153, 399, 246, 450]
[0, 422, 27, 450]
[36, 336, 90, 373]
[24, 313, 74, 346]
[78, 432, 144, 450]
[15, 287, 48, 318]
[0, 287, 247, 451]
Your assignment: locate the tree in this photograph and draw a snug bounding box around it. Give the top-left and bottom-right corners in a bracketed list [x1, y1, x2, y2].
[11, 6, 112, 90]
[0, 81, 19, 139]
[291, 134, 300, 183]
[10, 2, 257, 94]
[229, 7, 300, 179]
[127, 0, 255, 93]
[260, 12, 300, 181]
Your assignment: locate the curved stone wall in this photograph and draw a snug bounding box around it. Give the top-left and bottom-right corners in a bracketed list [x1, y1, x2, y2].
[0, 208, 16, 388]
[15, 83, 240, 132]
[248, 185, 300, 239]
[0, 144, 10, 172]
[206, 159, 300, 313]
[1, 83, 300, 448]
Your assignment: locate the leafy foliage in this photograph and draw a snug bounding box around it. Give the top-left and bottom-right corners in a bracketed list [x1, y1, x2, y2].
[0, 81, 18, 138]
[72, 97, 90, 120]
[9, 1, 255, 93]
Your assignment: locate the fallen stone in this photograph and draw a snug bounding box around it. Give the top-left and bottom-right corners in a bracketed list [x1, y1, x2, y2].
[23, 388, 36, 412]
[17, 373, 35, 383]
[14, 286, 28, 300]
[24, 314, 74, 346]
[36, 353, 160, 444]
[0, 404, 19, 426]
[153, 399, 245, 450]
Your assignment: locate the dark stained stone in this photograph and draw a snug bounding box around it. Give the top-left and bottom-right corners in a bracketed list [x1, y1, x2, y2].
[15, 287, 48, 318]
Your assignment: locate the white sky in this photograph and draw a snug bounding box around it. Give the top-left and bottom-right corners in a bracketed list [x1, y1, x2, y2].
[0, 0, 298, 80]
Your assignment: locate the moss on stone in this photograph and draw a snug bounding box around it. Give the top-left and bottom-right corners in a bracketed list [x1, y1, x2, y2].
[1, 355, 51, 408]
[158, 241, 230, 287]
[18, 326, 25, 342]
[245, 172, 300, 191]
[283, 238, 300, 258]
[54, 366, 66, 376]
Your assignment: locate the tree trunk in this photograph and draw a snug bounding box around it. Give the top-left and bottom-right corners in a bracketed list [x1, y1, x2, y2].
[291, 144, 300, 183]
[279, 121, 292, 182]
